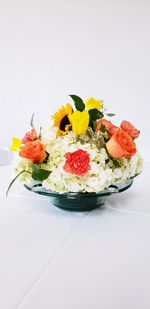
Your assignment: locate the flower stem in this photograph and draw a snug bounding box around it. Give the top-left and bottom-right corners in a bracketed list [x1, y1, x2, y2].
[6, 170, 31, 197]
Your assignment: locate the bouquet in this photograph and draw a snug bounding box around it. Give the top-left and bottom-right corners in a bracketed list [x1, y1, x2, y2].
[8, 95, 143, 196]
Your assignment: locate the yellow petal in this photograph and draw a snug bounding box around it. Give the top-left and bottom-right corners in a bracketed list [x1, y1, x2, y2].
[52, 103, 73, 127]
[10, 137, 22, 152]
[69, 110, 89, 135]
[85, 97, 103, 111]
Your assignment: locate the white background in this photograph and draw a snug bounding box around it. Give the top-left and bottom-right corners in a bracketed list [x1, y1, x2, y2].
[0, 0, 150, 148]
[0, 2, 150, 308]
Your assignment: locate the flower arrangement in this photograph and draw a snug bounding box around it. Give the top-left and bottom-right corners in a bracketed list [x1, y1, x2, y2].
[8, 95, 143, 197]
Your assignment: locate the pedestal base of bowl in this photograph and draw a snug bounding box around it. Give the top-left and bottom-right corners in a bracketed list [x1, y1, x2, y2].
[49, 195, 106, 211]
[24, 179, 133, 212]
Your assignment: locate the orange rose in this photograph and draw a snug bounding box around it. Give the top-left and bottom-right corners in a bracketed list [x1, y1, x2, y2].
[19, 140, 46, 163]
[22, 128, 37, 144]
[121, 120, 140, 139]
[106, 128, 136, 158]
[96, 119, 117, 137]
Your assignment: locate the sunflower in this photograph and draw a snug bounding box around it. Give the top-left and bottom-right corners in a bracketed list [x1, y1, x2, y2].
[52, 103, 73, 136]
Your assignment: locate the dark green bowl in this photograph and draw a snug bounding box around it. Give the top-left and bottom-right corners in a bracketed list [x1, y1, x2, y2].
[24, 179, 133, 212]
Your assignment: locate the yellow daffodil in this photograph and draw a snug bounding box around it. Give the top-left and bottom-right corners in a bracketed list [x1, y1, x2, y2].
[52, 103, 73, 136]
[85, 97, 103, 111]
[10, 137, 22, 152]
[68, 110, 89, 135]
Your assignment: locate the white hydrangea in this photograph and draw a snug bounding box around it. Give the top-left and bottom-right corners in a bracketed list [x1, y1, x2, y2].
[112, 153, 143, 184]
[13, 128, 143, 193]
[41, 129, 143, 193]
[12, 155, 32, 183]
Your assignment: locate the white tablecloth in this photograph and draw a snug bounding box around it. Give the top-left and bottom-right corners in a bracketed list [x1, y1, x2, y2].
[0, 161, 150, 309]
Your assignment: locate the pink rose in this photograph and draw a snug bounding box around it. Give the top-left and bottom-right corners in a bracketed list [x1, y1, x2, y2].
[106, 128, 137, 158]
[22, 128, 37, 144]
[96, 119, 118, 138]
[121, 120, 140, 139]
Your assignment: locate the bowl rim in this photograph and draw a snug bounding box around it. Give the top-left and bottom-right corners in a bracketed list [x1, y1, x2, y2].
[24, 178, 134, 198]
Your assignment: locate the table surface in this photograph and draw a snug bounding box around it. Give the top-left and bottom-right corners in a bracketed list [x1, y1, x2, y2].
[0, 160, 150, 309]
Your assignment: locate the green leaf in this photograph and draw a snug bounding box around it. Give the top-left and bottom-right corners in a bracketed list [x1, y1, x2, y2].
[88, 109, 104, 121]
[100, 124, 106, 133]
[106, 113, 115, 117]
[30, 113, 35, 127]
[31, 164, 51, 181]
[100, 124, 111, 135]
[92, 120, 97, 132]
[113, 159, 121, 168]
[6, 170, 31, 196]
[89, 120, 97, 132]
[69, 95, 85, 111]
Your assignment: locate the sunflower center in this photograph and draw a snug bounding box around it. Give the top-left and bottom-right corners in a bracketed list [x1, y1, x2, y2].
[60, 115, 71, 131]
